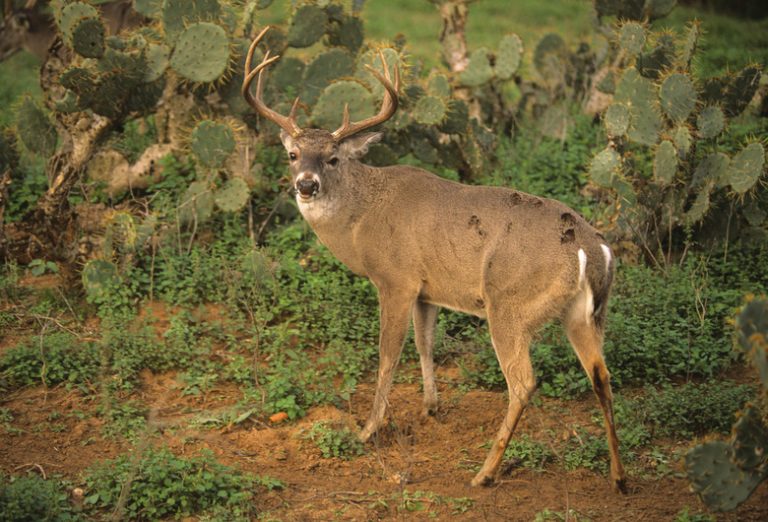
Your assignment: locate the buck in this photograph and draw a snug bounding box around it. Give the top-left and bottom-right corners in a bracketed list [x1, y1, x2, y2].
[242, 27, 627, 492]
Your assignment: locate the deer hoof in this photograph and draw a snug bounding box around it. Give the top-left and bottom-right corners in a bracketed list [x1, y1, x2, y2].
[422, 403, 438, 417]
[613, 477, 628, 494]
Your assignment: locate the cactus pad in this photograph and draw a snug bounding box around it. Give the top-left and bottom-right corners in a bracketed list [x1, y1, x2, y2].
[190, 120, 236, 169]
[16, 96, 57, 158]
[327, 14, 364, 52]
[615, 68, 661, 145]
[70, 16, 106, 58]
[723, 66, 762, 118]
[732, 407, 768, 470]
[134, 0, 162, 18]
[533, 33, 567, 86]
[162, 0, 221, 44]
[636, 33, 675, 80]
[737, 299, 768, 387]
[604, 103, 630, 137]
[427, 74, 451, 98]
[311, 80, 374, 130]
[180, 181, 214, 225]
[214, 177, 250, 213]
[356, 47, 402, 99]
[686, 441, 764, 512]
[619, 22, 646, 55]
[439, 100, 469, 135]
[727, 142, 765, 194]
[495, 34, 523, 80]
[678, 20, 700, 69]
[413, 96, 447, 125]
[654, 140, 677, 184]
[695, 152, 730, 189]
[144, 43, 170, 82]
[697, 106, 725, 139]
[287, 4, 327, 48]
[460, 48, 494, 87]
[673, 124, 692, 157]
[660, 73, 696, 123]
[685, 182, 712, 224]
[82, 259, 120, 301]
[302, 48, 356, 105]
[590, 147, 621, 187]
[170, 22, 231, 84]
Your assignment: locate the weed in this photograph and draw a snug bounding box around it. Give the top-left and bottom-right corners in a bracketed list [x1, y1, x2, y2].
[0, 473, 80, 522]
[28, 259, 59, 276]
[534, 508, 592, 522]
[673, 507, 716, 522]
[84, 447, 268, 521]
[301, 421, 365, 460]
[637, 381, 755, 439]
[503, 434, 555, 471]
[99, 399, 148, 440]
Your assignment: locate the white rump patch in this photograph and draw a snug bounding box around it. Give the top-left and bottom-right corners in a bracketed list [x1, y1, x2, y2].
[600, 244, 612, 273]
[577, 248, 587, 289]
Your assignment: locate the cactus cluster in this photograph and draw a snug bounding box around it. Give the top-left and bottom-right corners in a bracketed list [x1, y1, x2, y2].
[591, 18, 765, 234]
[15, 95, 58, 157]
[686, 299, 768, 512]
[459, 34, 522, 87]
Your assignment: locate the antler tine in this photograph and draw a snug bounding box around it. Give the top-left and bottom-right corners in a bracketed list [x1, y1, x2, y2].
[242, 26, 303, 138]
[331, 50, 400, 142]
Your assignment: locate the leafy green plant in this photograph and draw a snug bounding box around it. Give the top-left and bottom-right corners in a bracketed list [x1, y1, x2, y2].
[302, 420, 365, 460]
[502, 434, 554, 471]
[84, 447, 270, 521]
[0, 473, 80, 522]
[28, 259, 59, 276]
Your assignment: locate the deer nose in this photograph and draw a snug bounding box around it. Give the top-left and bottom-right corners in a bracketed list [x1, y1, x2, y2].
[296, 178, 319, 198]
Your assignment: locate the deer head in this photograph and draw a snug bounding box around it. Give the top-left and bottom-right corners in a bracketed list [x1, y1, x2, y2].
[242, 26, 399, 204]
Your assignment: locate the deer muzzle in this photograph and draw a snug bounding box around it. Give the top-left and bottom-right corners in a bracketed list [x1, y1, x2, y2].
[296, 176, 320, 200]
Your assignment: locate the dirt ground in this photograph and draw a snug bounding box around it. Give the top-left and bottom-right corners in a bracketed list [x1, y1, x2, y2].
[2, 366, 767, 522]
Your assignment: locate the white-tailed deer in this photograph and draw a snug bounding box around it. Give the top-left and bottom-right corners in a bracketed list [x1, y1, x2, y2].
[243, 27, 627, 492]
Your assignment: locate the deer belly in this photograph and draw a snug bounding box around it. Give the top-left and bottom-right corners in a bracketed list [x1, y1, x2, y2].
[419, 281, 488, 318]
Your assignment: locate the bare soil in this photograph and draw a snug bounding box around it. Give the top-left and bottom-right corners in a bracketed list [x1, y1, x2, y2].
[2, 367, 767, 521]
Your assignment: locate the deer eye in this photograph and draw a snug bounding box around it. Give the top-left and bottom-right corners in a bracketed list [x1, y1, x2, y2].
[327, 157, 339, 167]
[288, 152, 297, 161]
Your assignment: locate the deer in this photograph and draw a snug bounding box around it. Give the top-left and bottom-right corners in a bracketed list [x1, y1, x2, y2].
[242, 26, 627, 493]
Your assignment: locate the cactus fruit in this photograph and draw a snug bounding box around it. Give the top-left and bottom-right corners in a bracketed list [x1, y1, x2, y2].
[460, 48, 494, 87]
[686, 441, 764, 512]
[16, 96, 58, 158]
[654, 140, 677, 184]
[413, 96, 447, 125]
[660, 73, 696, 123]
[727, 142, 765, 194]
[180, 181, 214, 225]
[170, 22, 231, 84]
[618, 22, 645, 56]
[615, 68, 661, 146]
[81, 259, 120, 301]
[696, 105, 725, 139]
[495, 34, 523, 80]
[287, 4, 327, 48]
[311, 80, 374, 130]
[302, 49, 356, 105]
[590, 147, 621, 187]
[190, 120, 236, 169]
[604, 103, 630, 137]
[214, 177, 250, 213]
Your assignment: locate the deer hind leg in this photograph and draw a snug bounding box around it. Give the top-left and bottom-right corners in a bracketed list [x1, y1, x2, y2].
[472, 316, 536, 487]
[564, 296, 627, 493]
[413, 301, 439, 416]
[359, 287, 415, 442]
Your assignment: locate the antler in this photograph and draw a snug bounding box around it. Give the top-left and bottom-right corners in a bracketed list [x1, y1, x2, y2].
[242, 26, 303, 138]
[331, 50, 400, 142]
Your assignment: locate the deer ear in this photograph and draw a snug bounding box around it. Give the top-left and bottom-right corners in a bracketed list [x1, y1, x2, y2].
[279, 130, 295, 151]
[339, 132, 382, 160]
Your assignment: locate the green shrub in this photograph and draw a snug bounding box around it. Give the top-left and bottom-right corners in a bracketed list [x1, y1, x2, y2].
[638, 381, 755, 438]
[0, 333, 100, 391]
[0, 473, 80, 522]
[302, 421, 365, 460]
[503, 434, 554, 471]
[84, 447, 266, 521]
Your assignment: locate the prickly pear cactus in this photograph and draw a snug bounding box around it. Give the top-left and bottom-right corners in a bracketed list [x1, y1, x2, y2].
[170, 22, 231, 84]
[15, 96, 58, 158]
[189, 120, 236, 169]
[685, 298, 768, 511]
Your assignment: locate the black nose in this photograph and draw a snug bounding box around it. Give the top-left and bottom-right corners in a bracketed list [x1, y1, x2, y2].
[296, 178, 319, 197]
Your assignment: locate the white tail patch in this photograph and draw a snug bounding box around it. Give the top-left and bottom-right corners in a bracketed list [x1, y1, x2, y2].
[577, 248, 587, 289]
[576, 248, 595, 324]
[600, 244, 612, 273]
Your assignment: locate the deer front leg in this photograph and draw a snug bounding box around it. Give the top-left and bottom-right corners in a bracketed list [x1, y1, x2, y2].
[359, 288, 415, 442]
[413, 301, 439, 416]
